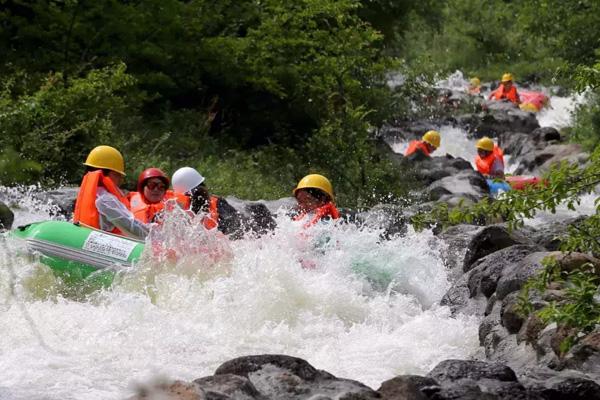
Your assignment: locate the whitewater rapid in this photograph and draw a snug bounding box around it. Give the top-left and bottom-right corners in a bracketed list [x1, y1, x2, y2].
[0, 198, 479, 400]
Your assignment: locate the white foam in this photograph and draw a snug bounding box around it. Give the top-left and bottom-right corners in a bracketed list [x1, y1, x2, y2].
[0, 204, 480, 399]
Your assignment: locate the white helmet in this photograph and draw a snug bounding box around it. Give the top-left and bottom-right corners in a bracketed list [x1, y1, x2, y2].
[172, 167, 205, 193]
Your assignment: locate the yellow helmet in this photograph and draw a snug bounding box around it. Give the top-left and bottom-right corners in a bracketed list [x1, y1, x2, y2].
[422, 130, 441, 148]
[83, 145, 125, 175]
[476, 137, 495, 152]
[470, 77, 481, 87]
[501, 73, 513, 83]
[293, 174, 334, 200]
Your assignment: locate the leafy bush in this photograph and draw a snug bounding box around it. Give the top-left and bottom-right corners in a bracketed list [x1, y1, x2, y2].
[0, 64, 137, 185]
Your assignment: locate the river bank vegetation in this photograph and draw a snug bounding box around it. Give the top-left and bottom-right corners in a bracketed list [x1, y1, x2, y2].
[0, 0, 599, 205]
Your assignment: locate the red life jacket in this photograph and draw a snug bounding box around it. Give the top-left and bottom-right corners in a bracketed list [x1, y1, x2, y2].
[490, 84, 520, 104]
[404, 140, 431, 157]
[294, 202, 340, 228]
[73, 170, 130, 234]
[475, 145, 505, 176]
[202, 196, 220, 230]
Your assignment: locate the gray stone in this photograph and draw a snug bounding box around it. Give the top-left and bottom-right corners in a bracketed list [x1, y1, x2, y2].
[0, 201, 14, 230]
[377, 375, 431, 400]
[194, 374, 263, 400]
[560, 330, 600, 375]
[495, 252, 550, 300]
[427, 360, 517, 384]
[463, 225, 533, 272]
[500, 292, 525, 334]
[467, 245, 541, 299]
[214, 355, 379, 400]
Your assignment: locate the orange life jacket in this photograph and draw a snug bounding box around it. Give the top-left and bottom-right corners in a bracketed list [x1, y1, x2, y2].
[404, 140, 431, 157]
[128, 191, 179, 223]
[202, 196, 220, 230]
[73, 170, 130, 234]
[294, 202, 340, 228]
[475, 145, 505, 176]
[490, 84, 520, 104]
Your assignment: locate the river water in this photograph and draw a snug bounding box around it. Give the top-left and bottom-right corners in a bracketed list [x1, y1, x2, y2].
[0, 75, 592, 400]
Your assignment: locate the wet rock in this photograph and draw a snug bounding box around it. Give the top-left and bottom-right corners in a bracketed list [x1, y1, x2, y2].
[193, 374, 263, 400]
[550, 325, 579, 358]
[467, 245, 542, 299]
[560, 330, 600, 375]
[514, 143, 588, 176]
[458, 103, 540, 137]
[501, 127, 562, 160]
[523, 217, 586, 251]
[428, 379, 497, 400]
[551, 251, 600, 275]
[441, 272, 488, 315]
[463, 225, 533, 272]
[427, 360, 517, 384]
[377, 375, 431, 399]
[476, 378, 537, 399]
[0, 201, 14, 230]
[438, 224, 480, 272]
[412, 155, 475, 186]
[128, 380, 205, 400]
[214, 355, 379, 400]
[427, 169, 489, 203]
[495, 252, 550, 300]
[500, 292, 525, 334]
[517, 314, 547, 346]
[479, 301, 502, 345]
[521, 369, 600, 400]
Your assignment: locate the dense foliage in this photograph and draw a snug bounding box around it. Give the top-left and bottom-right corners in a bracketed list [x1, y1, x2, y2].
[0, 0, 437, 205]
[401, 0, 600, 82]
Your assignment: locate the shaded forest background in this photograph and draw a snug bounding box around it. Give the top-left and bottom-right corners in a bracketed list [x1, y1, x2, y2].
[1, 0, 599, 207]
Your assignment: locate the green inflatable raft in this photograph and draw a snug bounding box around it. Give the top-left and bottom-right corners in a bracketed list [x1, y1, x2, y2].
[9, 221, 144, 286]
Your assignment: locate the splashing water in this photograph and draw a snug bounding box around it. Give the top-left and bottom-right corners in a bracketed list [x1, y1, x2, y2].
[537, 92, 586, 129]
[0, 193, 479, 400]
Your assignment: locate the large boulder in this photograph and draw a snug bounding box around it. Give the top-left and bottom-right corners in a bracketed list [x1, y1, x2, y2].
[559, 329, 600, 375]
[463, 225, 534, 272]
[514, 143, 589, 176]
[495, 252, 551, 300]
[427, 360, 517, 384]
[520, 368, 600, 400]
[0, 201, 14, 230]
[438, 224, 481, 272]
[377, 375, 432, 400]
[467, 245, 542, 299]
[213, 354, 379, 400]
[522, 216, 586, 251]
[456, 103, 540, 137]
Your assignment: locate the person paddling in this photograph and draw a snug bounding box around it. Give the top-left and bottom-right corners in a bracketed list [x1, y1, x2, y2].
[489, 73, 520, 105]
[291, 174, 340, 227]
[404, 130, 441, 159]
[73, 146, 149, 239]
[475, 137, 505, 179]
[171, 167, 243, 237]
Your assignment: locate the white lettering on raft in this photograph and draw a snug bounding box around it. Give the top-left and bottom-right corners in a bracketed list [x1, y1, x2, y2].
[82, 231, 138, 261]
